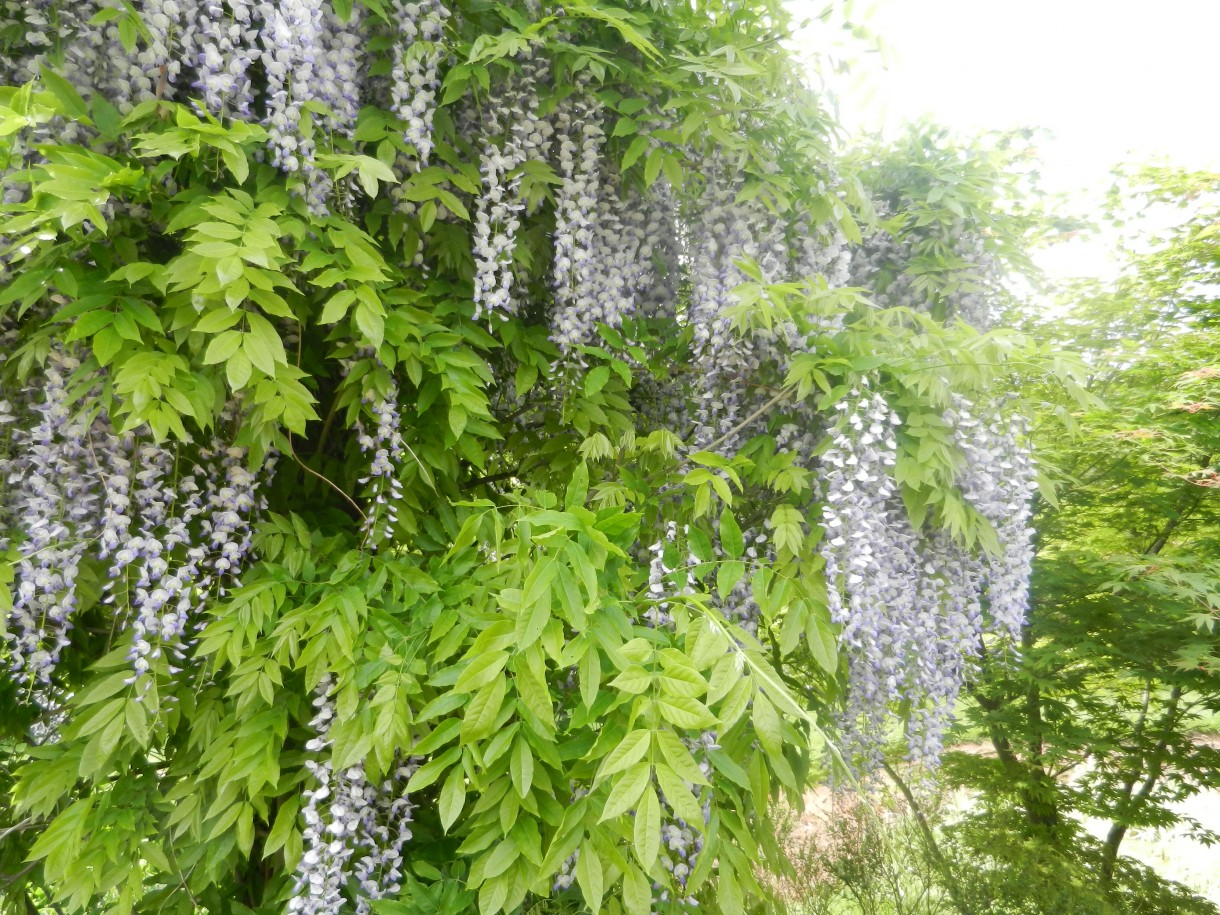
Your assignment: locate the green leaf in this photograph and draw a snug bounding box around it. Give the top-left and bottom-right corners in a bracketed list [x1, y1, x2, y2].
[621, 135, 650, 172]
[644, 148, 664, 186]
[654, 763, 705, 828]
[218, 141, 249, 183]
[653, 730, 710, 786]
[584, 365, 611, 397]
[203, 330, 242, 365]
[462, 675, 507, 743]
[596, 729, 651, 781]
[806, 605, 839, 675]
[657, 695, 717, 730]
[610, 665, 652, 695]
[225, 349, 252, 389]
[633, 786, 661, 869]
[40, 64, 90, 121]
[719, 864, 745, 915]
[195, 307, 244, 334]
[355, 155, 398, 197]
[579, 643, 601, 709]
[716, 560, 745, 601]
[263, 795, 300, 858]
[448, 405, 467, 440]
[510, 735, 534, 798]
[245, 312, 286, 373]
[599, 761, 651, 821]
[719, 508, 744, 559]
[93, 326, 123, 365]
[354, 301, 385, 348]
[320, 289, 356, 324]
[405, 746, 462, 792]
[413, 717, 462, 755]
[611, 116, 637, 138]
[439, 768, 467, 833]
[455, 650, 510, 694]
[576, 840, 604, 914]
[566, 462, 590, 509]
[516, 581, 552, 650]
[216, 256, 244, 286]
[621, 864, 650, 915]
[750, 692, 783, 756]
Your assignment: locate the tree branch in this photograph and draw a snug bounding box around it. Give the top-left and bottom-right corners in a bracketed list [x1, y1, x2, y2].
[880, 760, 976, 915]
[699, 385, 795, 454]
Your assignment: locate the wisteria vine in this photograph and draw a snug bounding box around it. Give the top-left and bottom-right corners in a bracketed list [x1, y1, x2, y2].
[0, 4, 1043, 912]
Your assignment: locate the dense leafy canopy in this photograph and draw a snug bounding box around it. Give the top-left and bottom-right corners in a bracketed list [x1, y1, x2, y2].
[0, 3, 1059, 915]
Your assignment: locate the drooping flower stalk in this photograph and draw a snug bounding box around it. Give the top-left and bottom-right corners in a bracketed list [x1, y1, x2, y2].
[291, 677, 421, 915]
[257, 0, 331, 214]
[191, 0, 259, 118]
[817, 386, 1034, 768]
[390, 0, 449, 164]
[356, 381, 406, 547]
[947, 396, 1037, 640]
[5, 350, 96, 691]
[471, 57, 548, 319]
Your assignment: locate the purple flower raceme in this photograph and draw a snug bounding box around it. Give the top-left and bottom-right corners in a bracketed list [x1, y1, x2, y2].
[550, 89, 603, 346]
[290, 677, 421, 915]
[686, 168, 798, 456]
[256, 0, 331, 214]
[946, 396, 1038, 641]
[4, 350, 97, 693]
[390, 0, 449, 164]
[351, 759, 421, 915]
[116, 434, 268, 691]
[817, 385, 1035, 769]
[191, 0, 259, 118]
[291, 680, 353, 915]
[355, 380, 406, 547]
[124, 442, 180, 687]
[318, 3, 366, 141]
[471, 57, 549, 320]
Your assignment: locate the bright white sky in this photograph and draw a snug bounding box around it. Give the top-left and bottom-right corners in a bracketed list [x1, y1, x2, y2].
[790, 0, 1220, 280]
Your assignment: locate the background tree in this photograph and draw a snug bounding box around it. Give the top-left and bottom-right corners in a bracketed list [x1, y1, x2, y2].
[941, 166, 1220, 915]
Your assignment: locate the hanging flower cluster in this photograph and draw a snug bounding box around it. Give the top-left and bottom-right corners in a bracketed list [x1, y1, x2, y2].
[685, 168, 815, 455]
[550, 91, 604, 345]
[817, 385, 1035, 767]
[291, 679, 421, 915]
[192, 0, 259, 117]
[0, 352, 270, 697]
[946, 396, 1037, 640]
[819, 386, 941, 767]
[686, 177, 762, 454]
[0, 0, 445, 213]
[355, 379, 407, 546]
[5, 350, 96, 692]
[471, 58, 549, 319]
[390, 0, 449, 163]
[848, 209, 1000, 329]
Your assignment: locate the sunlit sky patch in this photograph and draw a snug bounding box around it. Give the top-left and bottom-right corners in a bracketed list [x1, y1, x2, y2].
[790, 0, 1220, 281]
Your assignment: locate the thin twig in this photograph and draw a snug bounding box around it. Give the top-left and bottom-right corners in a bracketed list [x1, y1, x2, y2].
[0, 818, 34, 843]
[700, 384, 796, 453]
[880, 760, 976, 915]
[288, 447, 366, 522]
